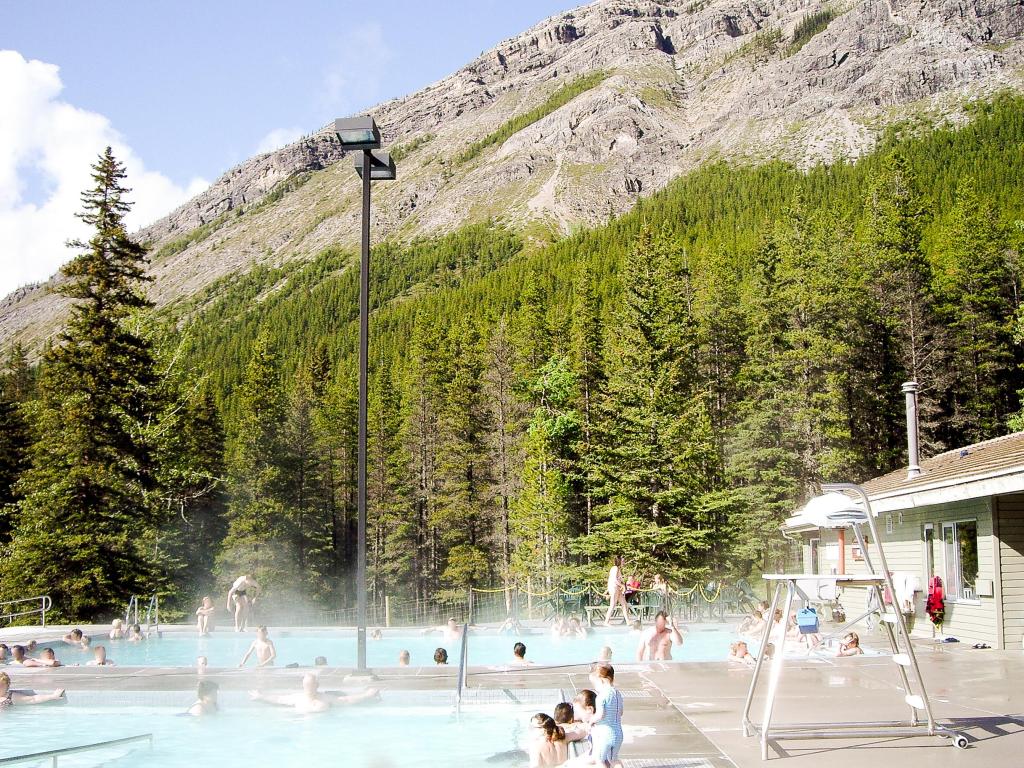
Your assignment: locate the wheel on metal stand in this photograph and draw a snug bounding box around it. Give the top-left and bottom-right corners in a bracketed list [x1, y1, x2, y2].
[953, 734, 969, 749]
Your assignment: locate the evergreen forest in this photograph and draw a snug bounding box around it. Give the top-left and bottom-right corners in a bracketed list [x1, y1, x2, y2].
[1, 96, 1023, 622]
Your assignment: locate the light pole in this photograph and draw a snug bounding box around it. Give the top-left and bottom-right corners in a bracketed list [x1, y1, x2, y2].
[333, 116, 396, 673]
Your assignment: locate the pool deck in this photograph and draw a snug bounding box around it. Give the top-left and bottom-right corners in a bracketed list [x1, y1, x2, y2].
[3, 625, 1022, 767]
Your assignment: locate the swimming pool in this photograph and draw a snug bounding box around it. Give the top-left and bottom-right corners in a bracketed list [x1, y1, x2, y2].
[27, 623, 746, 668]
[0, 690, 545, 768]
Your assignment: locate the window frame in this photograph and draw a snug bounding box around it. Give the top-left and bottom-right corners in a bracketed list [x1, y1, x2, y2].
[940, 518, 980, 604]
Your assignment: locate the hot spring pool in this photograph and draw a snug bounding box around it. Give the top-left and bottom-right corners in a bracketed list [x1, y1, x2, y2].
[33, 624, 746, 668]
[0, 690, 544, 768]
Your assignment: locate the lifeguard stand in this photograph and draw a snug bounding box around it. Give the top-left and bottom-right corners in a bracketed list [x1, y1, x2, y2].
[741, 482, 968, 759]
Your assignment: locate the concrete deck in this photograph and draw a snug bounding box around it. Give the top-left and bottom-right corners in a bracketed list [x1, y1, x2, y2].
[2, 625, 1021, 767]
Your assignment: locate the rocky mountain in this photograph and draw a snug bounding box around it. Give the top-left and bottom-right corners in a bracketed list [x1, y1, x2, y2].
[3, 0, 1023, 348]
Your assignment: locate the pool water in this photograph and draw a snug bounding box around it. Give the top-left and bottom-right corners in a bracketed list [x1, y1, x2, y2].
[0, 692, 539, 768]
[39, 624, 744, 668]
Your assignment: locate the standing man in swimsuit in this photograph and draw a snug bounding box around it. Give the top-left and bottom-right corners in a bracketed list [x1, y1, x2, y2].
[636, 611, 684, 661]
[226, 574, 260, 632]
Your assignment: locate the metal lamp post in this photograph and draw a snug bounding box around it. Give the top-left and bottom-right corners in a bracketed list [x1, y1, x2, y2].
[333, 116, 396, 673]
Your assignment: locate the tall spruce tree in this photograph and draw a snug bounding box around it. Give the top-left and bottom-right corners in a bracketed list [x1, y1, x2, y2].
[216, 333, 293, 600]
[932, 178, 1017, 442]
[0, 148, 161, 619]
[577, 227, 723, 579]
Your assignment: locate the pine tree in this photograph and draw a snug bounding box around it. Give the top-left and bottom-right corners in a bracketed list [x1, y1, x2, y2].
[569, 265, 604, 536]
[0, 148, 161, 619]
[216, 333, 292, 599]
[367, 357, 413, 603]
[432, 322, 492, 592]
[859, 152, 942, 455]
[932, 177, 1016, 441]
[578, 227, 722, 579]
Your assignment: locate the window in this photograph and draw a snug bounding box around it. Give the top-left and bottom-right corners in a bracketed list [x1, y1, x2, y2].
[808, 537, 820, 574]
[923, 524, 935, 580]
[942, 520, 979, 601]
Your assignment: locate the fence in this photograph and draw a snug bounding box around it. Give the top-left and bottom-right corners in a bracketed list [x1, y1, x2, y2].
[301, 579, 761, 627]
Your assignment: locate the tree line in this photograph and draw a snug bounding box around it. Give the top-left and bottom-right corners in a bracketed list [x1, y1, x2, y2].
[0, 95, 1022, 621]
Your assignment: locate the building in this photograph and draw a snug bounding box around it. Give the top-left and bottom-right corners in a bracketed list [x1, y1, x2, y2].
[785, 428, 1024, 650]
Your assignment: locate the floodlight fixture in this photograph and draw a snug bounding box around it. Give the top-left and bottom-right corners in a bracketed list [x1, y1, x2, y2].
[354, 150, 396, 181]
[334, 116, 381, 150]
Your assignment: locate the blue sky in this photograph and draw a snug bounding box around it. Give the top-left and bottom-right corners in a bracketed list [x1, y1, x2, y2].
[0, 0, 580, 295]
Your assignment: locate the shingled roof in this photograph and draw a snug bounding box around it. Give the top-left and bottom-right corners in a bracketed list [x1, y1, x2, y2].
[862, 431, 1024, 498]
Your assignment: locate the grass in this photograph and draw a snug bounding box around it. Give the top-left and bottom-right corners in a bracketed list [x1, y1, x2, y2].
[785, 8, 838, 56]
[453, 70, 610, 165]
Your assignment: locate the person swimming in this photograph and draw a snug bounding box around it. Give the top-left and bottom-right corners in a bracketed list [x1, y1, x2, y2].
[434, 647, 449, 665]
[109, 618, 125, 640]
[398, 650, 411, 666]
[249, 673, 378, 713]
[0, 671, 64, 708]
[187, 680, 219, 716]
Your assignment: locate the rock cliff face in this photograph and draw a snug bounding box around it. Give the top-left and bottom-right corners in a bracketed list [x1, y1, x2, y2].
[3, 0, 1023, 347]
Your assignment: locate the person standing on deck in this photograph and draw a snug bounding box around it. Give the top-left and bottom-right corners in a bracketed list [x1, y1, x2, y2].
[226, 574, 260, 632]
[604, 556, 633, 626]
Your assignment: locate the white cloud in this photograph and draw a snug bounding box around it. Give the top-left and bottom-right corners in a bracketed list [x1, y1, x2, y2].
[320, 23, 394, 117]
[0, 50, 209, 297]
[255, 126, 304, 155]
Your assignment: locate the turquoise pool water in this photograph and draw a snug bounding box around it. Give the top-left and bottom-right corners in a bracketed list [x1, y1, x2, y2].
[33, 624, 744, 668]
[0, 691, 539, 768]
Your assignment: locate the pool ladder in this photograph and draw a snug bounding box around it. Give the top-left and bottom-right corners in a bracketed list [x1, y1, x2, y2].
[124, 594, 160, 636]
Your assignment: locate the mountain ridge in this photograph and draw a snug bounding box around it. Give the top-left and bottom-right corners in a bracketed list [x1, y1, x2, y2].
[2, 0, 1022, 349]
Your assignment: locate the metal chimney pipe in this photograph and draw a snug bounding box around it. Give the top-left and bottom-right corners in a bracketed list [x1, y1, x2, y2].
[903, 382, 921, 479]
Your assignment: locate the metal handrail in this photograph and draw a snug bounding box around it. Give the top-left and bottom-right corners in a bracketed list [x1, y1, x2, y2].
[0, 733, 153, 766]
[144, 594, 159, 636]
[0, 595, 51, 628]
[125, 595, 139, 627]
[454, 622, 469, 715]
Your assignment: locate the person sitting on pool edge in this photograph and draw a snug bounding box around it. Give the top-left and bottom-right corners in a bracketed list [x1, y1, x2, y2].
[250, 673, 378, 713]
[836, 632, 864, 657]
[0, 671, 65, 708]
[187, 680, 219, 716]
[196, 596, 216, 636]
[512, 642, 533, 666]
[239, 626, 277, 668]
[434, 647, 448, 665]
[727, 641, 755, 666]
[528, 712, 568, 767]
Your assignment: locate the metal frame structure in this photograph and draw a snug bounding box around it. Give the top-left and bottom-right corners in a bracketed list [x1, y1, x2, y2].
[454, 623, 470, 716]
[741, 482, 968, 759]
[0, 594, 50, 627]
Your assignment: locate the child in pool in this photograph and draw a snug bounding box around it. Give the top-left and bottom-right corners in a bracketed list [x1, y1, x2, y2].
[728, 641, 755, 665]
[528, 713, 568, 767]
[836, 632, 864, 657]
[126, 624, 145, 642]
[109, 619, 125, 640]
[238, 626, 277, 667]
